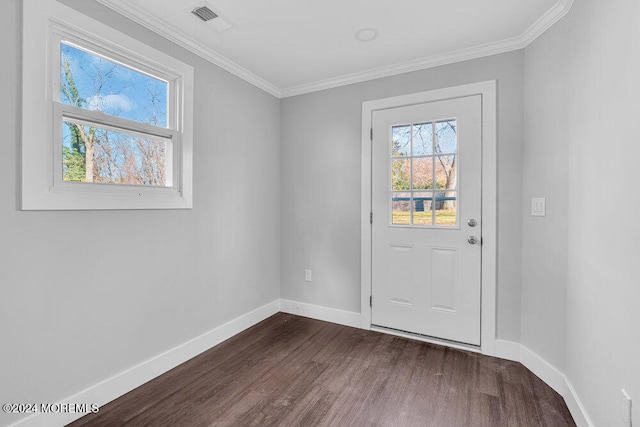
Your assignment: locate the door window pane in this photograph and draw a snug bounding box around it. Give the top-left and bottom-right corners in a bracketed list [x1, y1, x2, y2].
[389, 120, 458, 227]
[413, 192, 433, 225]
[412, 157, 433, 190]
[435, 120, 457, 154]
[392, 192, 411, 225]
[391, 158, 411, 190]
[412, 123, 433, 155]
[434, 155, 457, 190]
[391, 125, 411, 157]
[435, 192, 457, 225]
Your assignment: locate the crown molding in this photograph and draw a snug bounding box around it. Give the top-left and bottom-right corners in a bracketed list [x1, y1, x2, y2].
[280, 0, 575, 97]
[95, 0, 282, 98]
[280, 37, 524, 98]
[96, 0, 574, 99]
[520, 0, 575, 45]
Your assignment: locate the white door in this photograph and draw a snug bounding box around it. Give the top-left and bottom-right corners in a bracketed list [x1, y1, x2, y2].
[371, 95, 482, 345]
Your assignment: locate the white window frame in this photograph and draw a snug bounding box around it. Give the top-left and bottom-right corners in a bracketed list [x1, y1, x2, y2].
[22, 0, 194, 210]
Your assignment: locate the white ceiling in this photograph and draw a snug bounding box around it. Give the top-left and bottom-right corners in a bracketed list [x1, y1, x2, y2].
[96, 0, 573, 98]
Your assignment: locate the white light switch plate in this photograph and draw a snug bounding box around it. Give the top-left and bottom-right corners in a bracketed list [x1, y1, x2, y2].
[532, 198, 546, 216]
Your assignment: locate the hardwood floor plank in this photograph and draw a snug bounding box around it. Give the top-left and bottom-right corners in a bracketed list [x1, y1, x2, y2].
[68, 313, 576, 427]
[127, 317, 331, 426]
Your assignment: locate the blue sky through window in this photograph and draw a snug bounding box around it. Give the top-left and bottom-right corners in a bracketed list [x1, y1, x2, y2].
[60, 42, 170, 186]
[60, 42, 168, 127]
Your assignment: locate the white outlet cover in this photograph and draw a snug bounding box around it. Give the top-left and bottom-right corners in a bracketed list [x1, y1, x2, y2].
[532, 197, 546, 216]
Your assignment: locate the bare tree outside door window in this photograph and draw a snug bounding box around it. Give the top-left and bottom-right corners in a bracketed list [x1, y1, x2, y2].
[390, 120, 458, 226]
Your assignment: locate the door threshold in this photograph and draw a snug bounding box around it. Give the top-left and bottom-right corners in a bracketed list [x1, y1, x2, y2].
[370, 324, 482, 354]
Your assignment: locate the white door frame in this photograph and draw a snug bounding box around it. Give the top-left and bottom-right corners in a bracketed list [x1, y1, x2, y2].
[360, 81, 497, 356]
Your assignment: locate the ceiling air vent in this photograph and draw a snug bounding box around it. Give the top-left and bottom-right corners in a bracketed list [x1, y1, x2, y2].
[191, 6, 218, 22]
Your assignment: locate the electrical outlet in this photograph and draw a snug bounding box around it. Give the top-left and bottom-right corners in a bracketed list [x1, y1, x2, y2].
[622, 389, 632, 426]
[305, 269, 312, 282]
[531, 197, 546, 216]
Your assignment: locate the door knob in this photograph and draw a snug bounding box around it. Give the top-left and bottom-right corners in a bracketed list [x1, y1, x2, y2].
[468, 218, 477, 227]
[468, 236, 478, 244]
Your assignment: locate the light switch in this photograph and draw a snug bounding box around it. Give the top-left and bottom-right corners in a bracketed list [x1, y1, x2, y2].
[532, 198, 546, 216]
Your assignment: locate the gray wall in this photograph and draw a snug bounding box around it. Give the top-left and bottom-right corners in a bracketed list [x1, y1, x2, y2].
[0, 1, 280, 425]
[521, 17, 570, 370]
[523, 0, 640, 424]
[8, 0, 639, 424]
[280, 52, 525, 341]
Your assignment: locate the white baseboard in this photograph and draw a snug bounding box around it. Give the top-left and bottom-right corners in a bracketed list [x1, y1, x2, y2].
[563, 377, 594, 427]
[9, 300, 280, 427]
[519, 344, 566, 393]
[493, 338, 521, 362]
[279, 299, 361, 328]
[494, 340, 593, 427]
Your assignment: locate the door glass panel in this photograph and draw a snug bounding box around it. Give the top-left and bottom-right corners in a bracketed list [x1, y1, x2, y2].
[435, 120, 457, 154]
[435, 191, 457, 225]
[392, 192, 411, 225]
[389, 119, 458, 227]
[413, 192, 433, 225]
[412, 123, 433, 155]
[434, 155, 457, 190]
[391, 159, 410, 190]
[391, 125, 411, 157]
[412, 157, 433, 190]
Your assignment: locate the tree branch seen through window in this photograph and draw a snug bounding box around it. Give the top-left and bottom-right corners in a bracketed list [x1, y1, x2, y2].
[60, 42, 169, 186]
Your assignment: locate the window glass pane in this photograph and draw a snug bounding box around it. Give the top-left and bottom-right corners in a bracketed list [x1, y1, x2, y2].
[412, 192, 433, 225]
[391, 158, 410, 190]
[388, 121, 459, 228]
[412, 157, 434, 190]
[435, 191, 457, 225]
[392, 192, 411, 225]
[63, 120, 169, 187]
[412, 123, 433, 156]
[391, 125, 411, 157]
[434, 155, 457, 190]
[60, 42, 168, 128]
[435, 120, 457, 154]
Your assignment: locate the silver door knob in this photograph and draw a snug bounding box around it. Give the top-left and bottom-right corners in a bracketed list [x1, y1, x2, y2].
[468, 236, 478, 244]
[468, 219, 477, 227]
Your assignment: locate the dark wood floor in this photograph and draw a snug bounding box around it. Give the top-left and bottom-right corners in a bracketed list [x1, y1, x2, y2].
[69, 313, 575, 426]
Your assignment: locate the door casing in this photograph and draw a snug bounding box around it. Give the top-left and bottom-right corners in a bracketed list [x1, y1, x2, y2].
[360, 81, 497, 355]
